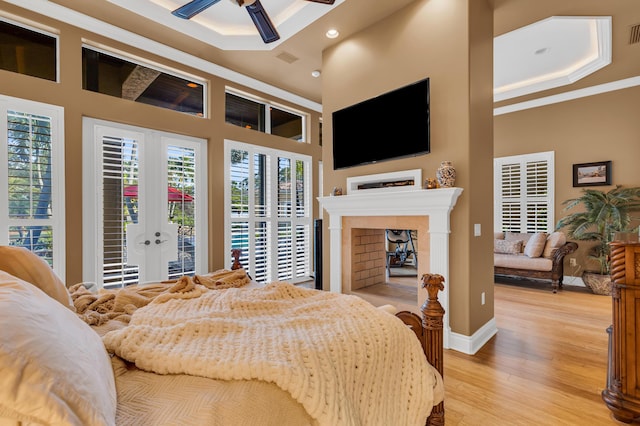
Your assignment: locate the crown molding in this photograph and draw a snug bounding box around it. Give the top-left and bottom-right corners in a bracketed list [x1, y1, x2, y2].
[494, 75, 640, 116]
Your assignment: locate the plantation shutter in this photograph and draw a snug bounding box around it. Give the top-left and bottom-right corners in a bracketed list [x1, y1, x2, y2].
[226, 141, 311, 284]
[525, 160, 550, 232]
[101, 135, 140, 287]
[166, 144, 197, 279]
[295, 160, 310, 277]
[0, 97, 64, 277]
[494, 152, 554, 233]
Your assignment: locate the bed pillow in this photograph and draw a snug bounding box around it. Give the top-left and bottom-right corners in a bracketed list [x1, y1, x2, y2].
[494, 239, 523, 254]
[0, 245, 73, 310]
[0, 271, 116, 426]
[523, 233, 548, 258]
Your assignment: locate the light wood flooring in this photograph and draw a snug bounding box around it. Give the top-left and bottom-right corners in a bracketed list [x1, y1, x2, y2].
[350, 266, 419, 312]
[354, 277, 635, 425]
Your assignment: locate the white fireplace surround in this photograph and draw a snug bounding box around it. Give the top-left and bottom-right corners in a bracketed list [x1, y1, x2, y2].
[319, 186, 463, 349]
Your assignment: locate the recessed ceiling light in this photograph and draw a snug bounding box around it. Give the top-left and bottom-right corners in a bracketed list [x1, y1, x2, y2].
[311, 70, 321, 78]
[326, 29, 339, 39]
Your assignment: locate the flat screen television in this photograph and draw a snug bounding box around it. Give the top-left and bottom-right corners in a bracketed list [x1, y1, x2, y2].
[332, 78, 430, 170]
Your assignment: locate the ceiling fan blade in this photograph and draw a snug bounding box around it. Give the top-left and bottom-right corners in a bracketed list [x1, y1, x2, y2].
[305, 0, 335, 4]
[246, 0, 280, 44]
[172, 0, 222, 19]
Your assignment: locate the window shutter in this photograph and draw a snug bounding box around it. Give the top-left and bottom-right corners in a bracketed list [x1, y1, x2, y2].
[525, 160, 549, 232]
[101, 135, 140, 287]
[167, 144, 197, 279]
[226, 141, 311, 284]
[495, 152, 554, 234]
[1, 98, 64, 278]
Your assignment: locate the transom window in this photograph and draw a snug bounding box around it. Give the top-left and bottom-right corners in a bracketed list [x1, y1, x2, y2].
[225, 90, 306, 142]
[82, 46, 206, 117]
[0, 19, 57, 82]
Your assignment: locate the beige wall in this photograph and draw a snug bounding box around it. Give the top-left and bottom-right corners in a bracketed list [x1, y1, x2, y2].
[494, 0, 640, 272]
[0, 4, 322, 285]
[495, 86, 640, 271]
[321, 0, 495, 337]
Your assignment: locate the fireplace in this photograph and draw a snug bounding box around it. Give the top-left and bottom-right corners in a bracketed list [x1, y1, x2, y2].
[346, 220, 426, 294]
[319, 186, 463, 348]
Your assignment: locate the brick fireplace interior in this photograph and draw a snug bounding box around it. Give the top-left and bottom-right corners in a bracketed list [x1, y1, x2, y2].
[341, 216, 429, 311]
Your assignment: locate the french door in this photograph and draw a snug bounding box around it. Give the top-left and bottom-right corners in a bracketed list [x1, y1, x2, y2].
[83, 119, 207, 288]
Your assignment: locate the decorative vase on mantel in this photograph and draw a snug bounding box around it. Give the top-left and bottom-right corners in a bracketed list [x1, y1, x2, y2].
[436, 161, 456, 188]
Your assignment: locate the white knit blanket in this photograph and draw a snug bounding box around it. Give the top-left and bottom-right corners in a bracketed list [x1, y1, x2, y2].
[102, 282, 439, 426]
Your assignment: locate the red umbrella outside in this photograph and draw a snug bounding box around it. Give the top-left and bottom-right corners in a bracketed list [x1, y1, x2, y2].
[124, 185, 194, 202]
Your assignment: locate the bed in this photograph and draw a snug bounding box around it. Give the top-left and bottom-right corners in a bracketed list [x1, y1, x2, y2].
[0, 246, 445, 426]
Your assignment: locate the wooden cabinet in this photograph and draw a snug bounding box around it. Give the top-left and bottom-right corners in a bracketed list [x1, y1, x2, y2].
[603, 242, 640, 422]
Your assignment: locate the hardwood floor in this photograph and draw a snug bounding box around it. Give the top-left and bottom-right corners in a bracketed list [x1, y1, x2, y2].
[444, 282, 633, 425]
[349, 265, 419, 312]
[316, 272, 634, 424]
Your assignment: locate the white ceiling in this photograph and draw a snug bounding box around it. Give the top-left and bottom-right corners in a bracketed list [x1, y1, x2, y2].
[494, 16, 611, 101]
[107, 0, 345, 50]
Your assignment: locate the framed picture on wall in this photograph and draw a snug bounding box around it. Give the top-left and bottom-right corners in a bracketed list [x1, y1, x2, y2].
[573, 161, 612, 187]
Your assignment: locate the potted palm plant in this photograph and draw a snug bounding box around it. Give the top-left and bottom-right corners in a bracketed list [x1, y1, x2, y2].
[556, 185, 640, 295]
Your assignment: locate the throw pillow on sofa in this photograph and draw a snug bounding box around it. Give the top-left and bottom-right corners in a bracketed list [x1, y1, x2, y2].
[504, 232, 533, 251]
[494, 239, 523, 254]
[542, 232, 567, 258]
[523, 233, 548, 258]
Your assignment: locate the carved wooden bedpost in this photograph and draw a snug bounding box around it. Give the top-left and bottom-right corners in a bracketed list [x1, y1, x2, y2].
[231, 249, 242, 270]
[422, 273, 445, 426]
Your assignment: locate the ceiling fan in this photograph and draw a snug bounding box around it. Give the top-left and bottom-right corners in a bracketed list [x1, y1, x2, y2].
[172, 0, 336, 44]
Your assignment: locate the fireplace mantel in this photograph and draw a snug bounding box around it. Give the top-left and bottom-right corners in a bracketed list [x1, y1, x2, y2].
[320, 187, 462, 219]
[319, 187, 463, 348]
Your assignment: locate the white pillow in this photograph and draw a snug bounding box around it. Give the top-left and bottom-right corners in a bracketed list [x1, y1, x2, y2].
[542, 232, 567, 258]
[0, 271, 116, 425]
[523, 233, 548, 258]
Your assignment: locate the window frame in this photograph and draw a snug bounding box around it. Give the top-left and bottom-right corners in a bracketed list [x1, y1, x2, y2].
[494, 151, 555, 234]
[0, 16, 60, 83]
[225, 88, 308, 143]
[224, 139, 312, 284]
[81, 43, 208, 118]
[0, 95, 65, 279]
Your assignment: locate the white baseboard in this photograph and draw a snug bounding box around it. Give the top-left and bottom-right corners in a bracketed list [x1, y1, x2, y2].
[561, 275, 585, 287]
[448, 317, 498, 355]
